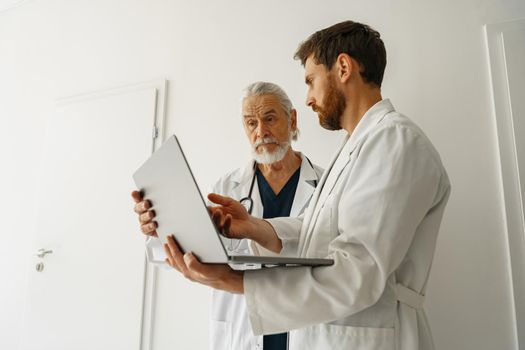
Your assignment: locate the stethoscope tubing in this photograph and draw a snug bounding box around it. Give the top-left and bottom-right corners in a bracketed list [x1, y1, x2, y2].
[231, 157, 318, 253]
[239, 157, 317, 216]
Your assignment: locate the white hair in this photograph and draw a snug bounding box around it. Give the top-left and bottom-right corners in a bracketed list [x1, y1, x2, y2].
[242, 81, 299, 141]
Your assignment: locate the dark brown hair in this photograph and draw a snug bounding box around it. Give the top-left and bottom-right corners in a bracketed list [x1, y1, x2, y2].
[294, 20, 387, 87]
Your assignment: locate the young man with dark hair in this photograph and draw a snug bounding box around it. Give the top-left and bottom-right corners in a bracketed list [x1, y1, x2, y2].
[154, 20, 450, 350]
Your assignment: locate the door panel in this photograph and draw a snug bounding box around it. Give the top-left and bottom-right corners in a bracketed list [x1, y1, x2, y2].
[21, 86, 157, 350]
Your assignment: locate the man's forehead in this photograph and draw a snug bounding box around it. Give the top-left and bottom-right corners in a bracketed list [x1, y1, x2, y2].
[305, 55, 325, 75]
[242, 94, 283, 114]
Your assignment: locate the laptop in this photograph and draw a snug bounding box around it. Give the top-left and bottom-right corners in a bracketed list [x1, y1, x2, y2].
[132, 134, 333, 267]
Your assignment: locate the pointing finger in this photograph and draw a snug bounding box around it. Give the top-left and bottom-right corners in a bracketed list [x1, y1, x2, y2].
[223, 214, 232, 236]
[212, 209, 225, 229]
[207, 193, 234, 206]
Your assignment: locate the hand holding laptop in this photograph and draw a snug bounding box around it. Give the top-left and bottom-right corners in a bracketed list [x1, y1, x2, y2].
[131, 189, 281, 254]
[131, 189, 245, 294]
[131, 190, 158, 238]
[163, 234, 244, 294]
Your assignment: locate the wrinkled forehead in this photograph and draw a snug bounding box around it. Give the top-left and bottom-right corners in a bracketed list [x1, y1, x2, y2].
[242, 94, 286, 117]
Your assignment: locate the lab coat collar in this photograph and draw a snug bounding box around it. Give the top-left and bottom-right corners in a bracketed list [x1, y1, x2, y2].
[229, 152, 320, 217]
[231, 159, 256, 189]
[296, 152, 319, 185]
[230, 151, 318, 188]
[290, 152, 320, 216]
[345, 98, 396, 154]
[229, 159, 263, 218]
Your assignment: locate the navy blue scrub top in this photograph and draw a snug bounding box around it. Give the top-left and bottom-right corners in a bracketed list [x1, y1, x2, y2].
[256, 167, 300, 220]
[256, 166, 301, 350]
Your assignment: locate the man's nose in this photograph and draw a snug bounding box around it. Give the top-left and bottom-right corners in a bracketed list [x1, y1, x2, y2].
[306, 94, 315, 108]
[256, 121, 270, 138]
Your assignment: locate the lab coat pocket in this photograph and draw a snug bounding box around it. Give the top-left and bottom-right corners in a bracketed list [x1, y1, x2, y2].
[209, 320, 232, 350]
[290, 324, 395, 350]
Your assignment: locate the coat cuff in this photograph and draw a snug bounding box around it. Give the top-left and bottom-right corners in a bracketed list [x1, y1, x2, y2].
[265, 217, 302, 256]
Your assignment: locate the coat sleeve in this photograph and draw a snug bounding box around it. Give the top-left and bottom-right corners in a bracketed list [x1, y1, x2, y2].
[263, 216, 304, 256]
[244, 124, 444, 335]
[250, 216, 304, 256]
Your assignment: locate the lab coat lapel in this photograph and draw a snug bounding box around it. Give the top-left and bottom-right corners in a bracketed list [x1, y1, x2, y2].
[234, 154, 320, 220]
[297, 136, 348, 256]
[289, 153, 320, 217]
[313, 142, 352, 214]
[299, 99, 397, 256]
[231, 160, 263, 218]
[250, 179, 263, 218]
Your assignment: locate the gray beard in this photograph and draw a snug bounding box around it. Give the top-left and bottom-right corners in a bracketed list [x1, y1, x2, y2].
[251, 142, 290, 165]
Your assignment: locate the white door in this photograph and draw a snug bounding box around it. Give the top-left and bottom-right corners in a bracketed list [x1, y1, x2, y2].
[20, 83, 164, 350]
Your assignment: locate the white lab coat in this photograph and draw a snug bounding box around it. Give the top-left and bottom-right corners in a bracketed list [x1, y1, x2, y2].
[243, 99, 451, 350]
[209, 154, 323, 350]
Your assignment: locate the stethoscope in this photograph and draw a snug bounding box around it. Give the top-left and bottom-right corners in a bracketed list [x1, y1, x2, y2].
[230, 158, 318, 253]
[239, 157, 317, 215]
[238, 162, 258, 215]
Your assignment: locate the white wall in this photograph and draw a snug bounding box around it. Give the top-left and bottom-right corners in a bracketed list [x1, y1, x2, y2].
[1, 0, 523, 349]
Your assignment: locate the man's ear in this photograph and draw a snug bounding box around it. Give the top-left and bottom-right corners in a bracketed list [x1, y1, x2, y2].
[335, 53, 354, 83]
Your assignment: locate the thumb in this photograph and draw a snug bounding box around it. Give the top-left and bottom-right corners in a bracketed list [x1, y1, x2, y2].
[207, 193, 234, 206]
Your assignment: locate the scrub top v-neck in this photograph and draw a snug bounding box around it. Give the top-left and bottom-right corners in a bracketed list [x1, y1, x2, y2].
[256, 167, 301, 220]
[256, 166, 301, 350]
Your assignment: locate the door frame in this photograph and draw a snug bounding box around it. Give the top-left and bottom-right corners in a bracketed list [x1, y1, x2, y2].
[485, 19, 525, 348]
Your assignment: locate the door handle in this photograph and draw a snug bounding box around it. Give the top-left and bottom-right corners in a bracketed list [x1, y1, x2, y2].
[35, 248, 53, 258]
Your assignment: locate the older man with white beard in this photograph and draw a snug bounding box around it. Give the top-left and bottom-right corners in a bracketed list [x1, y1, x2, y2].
[132, 81, 323, 350]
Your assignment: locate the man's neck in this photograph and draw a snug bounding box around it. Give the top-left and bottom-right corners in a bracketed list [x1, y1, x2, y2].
[340, 86, 382, 135]
[256, 148, 302, 195]
[257, 148, 301, 177]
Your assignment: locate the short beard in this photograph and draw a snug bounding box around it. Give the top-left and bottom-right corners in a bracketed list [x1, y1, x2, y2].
[315, 76, 346, 131]
[251, 137, 290, 165]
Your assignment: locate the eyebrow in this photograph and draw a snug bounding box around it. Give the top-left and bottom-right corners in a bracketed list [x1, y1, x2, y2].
[305, 75, 312, 84]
